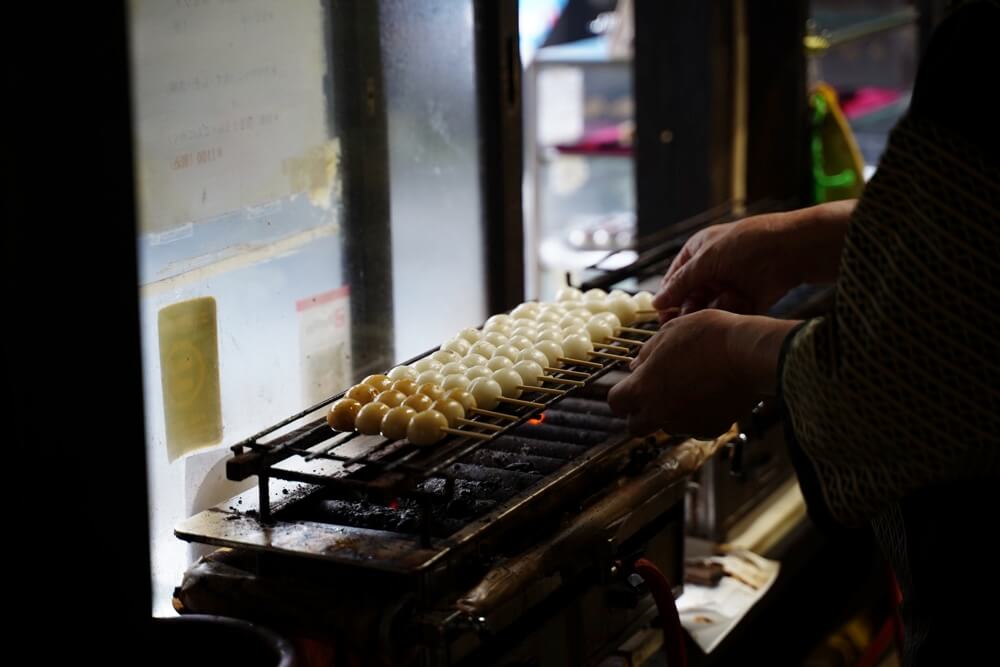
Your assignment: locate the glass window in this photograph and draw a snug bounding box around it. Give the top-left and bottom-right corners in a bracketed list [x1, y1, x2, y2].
[132, 0, 349, 614]
[130, 0, 491, 614]
[380, 0, 488, 359]
[808, 0, 919, 170]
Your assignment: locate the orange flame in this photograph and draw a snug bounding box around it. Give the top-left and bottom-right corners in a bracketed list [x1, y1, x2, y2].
[528, 412, 546, 425]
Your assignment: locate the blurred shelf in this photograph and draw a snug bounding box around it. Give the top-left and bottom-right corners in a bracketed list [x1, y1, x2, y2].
[534, 35, 630, 65]
[847, 93, 911, 166]
[846, 93, 910, 129]
[805, 7, 918, 55]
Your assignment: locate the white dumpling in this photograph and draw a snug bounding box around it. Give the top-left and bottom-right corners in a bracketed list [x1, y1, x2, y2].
[416, 370, 445, 387]
[517, 347, 550, 369]
[561, 333, 594, 360]
[457, 327, 482, 344]
[511, 303, 541, 320]
[534, 329, 562, 343]
[486, 355, 514, 371]
[431, 350, 461, 365]
[387, 365, 419, 381]
[483, 331, 509, 347]
[469, 377, 503, 410]
[555, 286, 583, 302]
[510, 326, 538, 341]
[491, 368, 524, 398]
[585, 299, 610, 314]
[634, 291, 655, 312]
[484, 314, 512, 329]
[413, 358, 442, 373]
[559, 315, 586, 330]
[493, 344, 521, 361]
[541, 303, 568, 317]
[461, 353, 489, 369]
[440, 338, 471, 356]
[439, 362, 466, 376]
[465, 365, 493, 381]
[512, 360, 544, 387]
[483, 321, 511, 335]
[534, 340, 564, 367]
[442, 373, 471, 391]
[469, 341, 497, 359]
[606, 295, 638, 326]
[508, 335, 534, 351]
[586, 318, 614, 343]
[596, 312, 622, 330]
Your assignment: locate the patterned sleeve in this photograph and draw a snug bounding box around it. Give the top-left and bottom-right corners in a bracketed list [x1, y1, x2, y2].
[779, 111, 1000, 526]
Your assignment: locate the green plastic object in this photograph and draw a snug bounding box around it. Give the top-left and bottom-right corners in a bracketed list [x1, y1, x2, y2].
[809, 83, 865, 203]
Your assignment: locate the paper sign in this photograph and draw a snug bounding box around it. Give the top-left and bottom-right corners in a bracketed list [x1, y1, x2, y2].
[158, 296, 223, 461]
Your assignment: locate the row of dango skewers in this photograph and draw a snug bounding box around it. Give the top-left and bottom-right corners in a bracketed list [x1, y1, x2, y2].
[326, 288, 657, 446]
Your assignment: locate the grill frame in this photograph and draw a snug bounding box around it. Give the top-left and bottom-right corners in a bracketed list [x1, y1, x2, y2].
[224, 326, 651, 522]
[171, 202, 770, 664]
[176, 201, 777, 582]
[175, 422, 677, 575]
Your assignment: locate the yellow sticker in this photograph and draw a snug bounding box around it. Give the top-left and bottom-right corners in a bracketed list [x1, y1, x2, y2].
[158, 297, 222, 461]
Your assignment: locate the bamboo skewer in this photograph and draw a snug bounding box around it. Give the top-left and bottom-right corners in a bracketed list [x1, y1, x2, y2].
[456, 418, 502, 431]
[540, 375, 585, 386]
[618, 326, 655, 336]
[441, 427, 492, 440]
[589, 350, 633, 362]
[520, 385, 564, 396]
[470, 408, 518, 421]
[593, 342, 631, 353]
[635, 307, 679, 317]
[498, 397, 545, 408]
[608, 335, 643, 346]
[558, 357, 603, 369]
[544, 366, 589, 378]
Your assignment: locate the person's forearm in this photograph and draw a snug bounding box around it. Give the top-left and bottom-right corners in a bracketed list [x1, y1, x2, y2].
[726, 315, 802, 396]
[775, 199, 856, 284]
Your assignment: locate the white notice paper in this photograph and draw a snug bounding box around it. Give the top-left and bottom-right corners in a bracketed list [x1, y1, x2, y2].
[677, 549, 781, 654]
[130, 0, 337, 233]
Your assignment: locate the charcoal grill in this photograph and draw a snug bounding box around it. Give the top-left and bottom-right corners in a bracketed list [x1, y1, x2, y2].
[174, 204, 771, 665]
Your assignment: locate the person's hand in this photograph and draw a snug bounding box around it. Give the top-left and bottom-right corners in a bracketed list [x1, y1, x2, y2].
[654, 201, 856, 321]
[607, 310, 800, 438]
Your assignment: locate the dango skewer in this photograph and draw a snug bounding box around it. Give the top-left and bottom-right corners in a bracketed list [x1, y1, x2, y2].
[405, 409, 493, 446]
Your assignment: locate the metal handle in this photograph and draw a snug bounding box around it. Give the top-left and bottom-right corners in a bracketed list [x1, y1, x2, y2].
[731, 399, 783, 478]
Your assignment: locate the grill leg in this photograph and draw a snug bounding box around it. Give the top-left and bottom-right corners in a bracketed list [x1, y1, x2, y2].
[258, 474, 273, 524]
[419, 496, 432, 548]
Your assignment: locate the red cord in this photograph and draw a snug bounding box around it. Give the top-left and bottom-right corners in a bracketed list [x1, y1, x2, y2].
[887, 567, 904, 652]
[856, 617, 897, 667]
[633, 558, 688, 667]
[855, 564, 904, 667]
